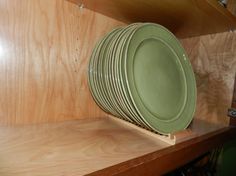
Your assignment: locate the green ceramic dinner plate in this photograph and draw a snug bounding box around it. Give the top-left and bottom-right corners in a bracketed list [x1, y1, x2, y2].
[110, 24, 145, 125]
[89, 28, 121, 116]
[123, 23, 196, 134]
[116, 24, 151, 127]
[88, 23, 196, 134]
[103, 28, 133, 121]
[88, 31, 109, 113]
[96, 29, 119, 116]
[106, 25, 136, 122]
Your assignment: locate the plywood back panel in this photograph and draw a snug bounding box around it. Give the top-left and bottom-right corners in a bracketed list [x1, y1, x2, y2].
[181, 32, 236, 126]
[0, 0, 124, 125]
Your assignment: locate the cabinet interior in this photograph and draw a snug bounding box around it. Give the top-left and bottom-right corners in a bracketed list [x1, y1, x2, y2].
[0, 0, 235, 175]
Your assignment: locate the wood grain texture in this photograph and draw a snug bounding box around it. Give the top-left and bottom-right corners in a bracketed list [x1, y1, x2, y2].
[0, 0, 124, 125]
[181, 31, 236, 126]
[0, 118, 169, 176]
[68, 0, 236, 38]
[0, 117, 234, 176]
[89, 125, 236, 176]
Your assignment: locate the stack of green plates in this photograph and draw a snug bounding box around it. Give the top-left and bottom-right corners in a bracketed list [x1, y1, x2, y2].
[88, 23, 196, 134]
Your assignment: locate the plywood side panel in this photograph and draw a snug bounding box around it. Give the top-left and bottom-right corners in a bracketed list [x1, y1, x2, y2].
[0, 0, 124, 125]
[181, 32, 236, 126]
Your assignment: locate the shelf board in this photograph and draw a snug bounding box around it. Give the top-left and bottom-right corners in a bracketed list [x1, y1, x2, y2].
[0, 117, 235, 176]
[68, 0, 236, 38]
[0, 118, 169, 176]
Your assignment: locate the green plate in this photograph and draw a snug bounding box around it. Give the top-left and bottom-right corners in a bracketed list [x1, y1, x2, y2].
[116, 24, 153, 129]
[115, 24, 151, 127]
[89, 28, 121, 116]
[109, 24, 143, 124]
[95, 28, 122, 116]
[123, 23, 196, 134]
[102, 28, 133, 121]
[88, 32, 110, 113]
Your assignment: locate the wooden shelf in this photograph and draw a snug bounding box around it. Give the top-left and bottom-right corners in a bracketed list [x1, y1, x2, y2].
[0, 117, 235, 176]
[68, 0, 236, 38]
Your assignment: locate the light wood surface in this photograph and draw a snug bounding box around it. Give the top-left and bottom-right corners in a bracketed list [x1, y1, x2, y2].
[68, 0, 236, 38]
[181, 31, 236, 126]
[0, 117, 234, 176]
[0, 0, 124, 125]
[89, 126, 236, 176]
[0, 118, 169, 176]
[108, 116, 199, 145]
